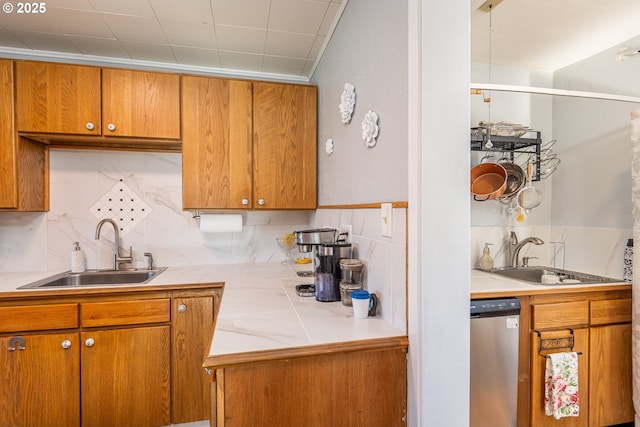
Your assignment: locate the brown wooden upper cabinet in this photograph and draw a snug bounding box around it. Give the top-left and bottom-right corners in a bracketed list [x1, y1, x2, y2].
[15, 61, 180, 140]
[182, 77, 317, 210]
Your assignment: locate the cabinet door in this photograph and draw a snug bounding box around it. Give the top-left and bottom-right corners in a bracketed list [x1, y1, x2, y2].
[182, 76, 253, 209]
[172, 296, 215, 423]
[102, 68, 180, 139]
[15, 61, 101, 135]
[0, 333, 80, 427]
[253, 82, 317, 209]
[588, 323, 633, 427]
[530, 328, 589, 427]
[81, 326, 171, 427]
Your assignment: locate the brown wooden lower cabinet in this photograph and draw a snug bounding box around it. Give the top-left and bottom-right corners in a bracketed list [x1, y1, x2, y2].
[522, 290, 634, 427]
[0, 286, 220, 427]
[212, 345, 408, 427]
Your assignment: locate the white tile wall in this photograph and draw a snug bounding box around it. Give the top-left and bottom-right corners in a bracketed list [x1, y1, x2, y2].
[0, 149, 312, 272]
[313, 207, 407, 332]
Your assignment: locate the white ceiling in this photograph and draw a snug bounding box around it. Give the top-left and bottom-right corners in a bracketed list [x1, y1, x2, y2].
[471, 0, 640, 71]
[0, 0, 344, 81]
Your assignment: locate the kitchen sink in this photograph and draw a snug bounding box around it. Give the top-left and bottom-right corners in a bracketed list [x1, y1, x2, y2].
[18, 268, 167, 289]
[491, 266, 621, 285]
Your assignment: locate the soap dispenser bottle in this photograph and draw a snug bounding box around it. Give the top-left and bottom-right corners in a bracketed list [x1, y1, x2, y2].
[71, 242, 86, 273]
[479, 243, 494, 271]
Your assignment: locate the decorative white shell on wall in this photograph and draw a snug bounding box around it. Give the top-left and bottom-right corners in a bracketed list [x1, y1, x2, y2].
[325, 138, 334, 155]
[339, 83, 356, 124]
[361, 110, 379, 147]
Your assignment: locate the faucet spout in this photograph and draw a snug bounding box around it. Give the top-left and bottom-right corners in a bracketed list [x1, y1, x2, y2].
[511, 236, 544, 267]
[95, 218, 132, 270]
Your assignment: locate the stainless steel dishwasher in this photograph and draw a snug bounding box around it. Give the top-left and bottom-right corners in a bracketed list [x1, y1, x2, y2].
[470, 297, 520, 427]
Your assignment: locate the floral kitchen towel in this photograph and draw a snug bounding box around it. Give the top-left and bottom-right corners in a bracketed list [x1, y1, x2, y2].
[544, 352, 580, 419]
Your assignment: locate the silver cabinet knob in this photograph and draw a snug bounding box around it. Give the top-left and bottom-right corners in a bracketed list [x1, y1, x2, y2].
[257, 198, 265, 206]
[107, 123, 116, 132]
[61, 340, 72, 349]
[178, 304, 187, 313]
[205, 368, 213, 375]
[86, 122, 95, 131]
[85, 338, 95, 347]
[241, 198, 249, 206]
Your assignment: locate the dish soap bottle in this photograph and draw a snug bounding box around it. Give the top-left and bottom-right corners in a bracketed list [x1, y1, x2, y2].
[479, 243, 494, 271]
[71, 242, 86, 273]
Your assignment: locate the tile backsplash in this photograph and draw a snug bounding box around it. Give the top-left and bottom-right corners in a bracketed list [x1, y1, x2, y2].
[0, 150, 408, 332]
[0, 149, 311, 272]
[471, 225, 631, 279]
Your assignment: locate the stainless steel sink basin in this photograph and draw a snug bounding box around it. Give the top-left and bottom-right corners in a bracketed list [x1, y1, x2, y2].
[19, 268, 167, 289]
[491, 266, 621, 285]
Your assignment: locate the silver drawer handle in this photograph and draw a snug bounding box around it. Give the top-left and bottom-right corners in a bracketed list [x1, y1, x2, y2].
[85, 338, 95, 347]
[62, 340, 72, 349]
[178, 304, 187, 313]
[257, 198, 265, 206]
[8, 336, 26, 351]
[86, 122, 95, 130]
[107, 123, 116, 132]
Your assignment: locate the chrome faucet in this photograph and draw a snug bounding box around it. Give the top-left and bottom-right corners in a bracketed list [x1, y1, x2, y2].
[95, 218, 132, 270]
[510, 234, 544, 267]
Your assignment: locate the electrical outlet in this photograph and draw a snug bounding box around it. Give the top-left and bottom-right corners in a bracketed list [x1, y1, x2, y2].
[381, 203, 393, 237]
[339, 224, 352, 243]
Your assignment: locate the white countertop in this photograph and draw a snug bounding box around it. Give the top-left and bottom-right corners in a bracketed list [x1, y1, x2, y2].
[0, 263, 406, 362]
[470, 268, 630, 296]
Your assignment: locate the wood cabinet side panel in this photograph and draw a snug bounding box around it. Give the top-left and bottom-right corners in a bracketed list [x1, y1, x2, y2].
[0, 59, 17, 208]
[588, 323, 634, 427]
[172, 296, 215, 424]
[0, 333, 80, 427]
[103, 68, 180, 139]
[16, 61, 101, 135]
[182, 76, 253, 209]
[220, 348, 407, 427]
[15, 136, 48, 211]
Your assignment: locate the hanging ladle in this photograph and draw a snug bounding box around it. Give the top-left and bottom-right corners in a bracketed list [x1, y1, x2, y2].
[516, 161, 543, 213]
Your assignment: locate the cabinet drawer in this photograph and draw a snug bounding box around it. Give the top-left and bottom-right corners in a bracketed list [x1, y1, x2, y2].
[0, 303, 78, 333]
[81, 299, 170, 327]
[590, 298, 632, 325]
[532, 301, 589, 330]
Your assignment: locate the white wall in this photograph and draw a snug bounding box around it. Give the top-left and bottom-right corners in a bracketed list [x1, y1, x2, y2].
[311, 0, 408, 205]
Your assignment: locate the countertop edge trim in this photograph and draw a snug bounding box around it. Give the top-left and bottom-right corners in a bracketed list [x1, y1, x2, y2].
[203, 335, 409, 369]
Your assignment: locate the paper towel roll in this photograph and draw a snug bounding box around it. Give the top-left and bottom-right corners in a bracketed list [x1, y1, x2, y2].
[199, 214, 243, 233]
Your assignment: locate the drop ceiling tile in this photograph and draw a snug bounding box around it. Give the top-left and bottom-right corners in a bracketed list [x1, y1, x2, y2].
[0, 28, 31, 49]
[215, 25, 267, 54]
[148, 0, 213, 24]
[308, 35, 326, 58]
[1, 7, 113, 38]
[100, 13, 167, 44]
[302, 58, 316, 76]
[262, 55, 306, 76]
[67, 35, 132, 58]
[161, 21, 217, 49]
[211, 0, 270, 28]
[9, 31, 83, 54]
[218, 51, 264, 72]
[269, 0, 328, 35]
[88, 0, 156, 17]
[46, 0, 95, 12]
[122, 41, 176, 63]
[318, 2, 341, 36]
[172, 46, 221, 67]
[265, 30, 315, 58]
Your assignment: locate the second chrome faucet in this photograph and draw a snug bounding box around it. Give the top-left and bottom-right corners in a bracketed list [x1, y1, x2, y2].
[95, 218, 133, 270]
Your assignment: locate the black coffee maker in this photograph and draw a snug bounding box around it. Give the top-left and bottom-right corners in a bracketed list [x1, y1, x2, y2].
[314, 242, 352, 302]
[294, 228, 351, 302]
